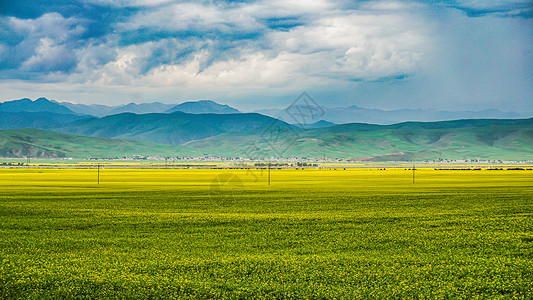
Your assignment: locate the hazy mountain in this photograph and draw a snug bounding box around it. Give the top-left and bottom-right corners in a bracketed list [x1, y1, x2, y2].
[55, 100, 239, 116]
[0, 112, 90, 130]
[56, 112, 280, 145]
[183, 118, 533, 161]
[255, 105, 528, 125]
[2, 118, 531, 161]
[54, 101, 174, 117]
[0, 128, 190, 159]
[165, 100, 240, 114]
[301, 120, 336, 129]
[53, 101, 115, 117]
[0, 98, 78, 115]
[108, 102, 175, 115]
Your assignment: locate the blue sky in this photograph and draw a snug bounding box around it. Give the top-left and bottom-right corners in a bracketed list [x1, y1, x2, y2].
[0, 0, 532, 112]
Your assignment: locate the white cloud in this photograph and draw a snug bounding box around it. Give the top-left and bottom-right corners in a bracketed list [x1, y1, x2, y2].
[72, 0, 429, 96]
[21, 38, 72, 72]
[263, 0, 332, 13]
[119, 2, 263, 33]
[268, 11, 428, 80]
[85, 0, 176, 7]
[8, 13, 85, 42]
[1, 0, 531, 111]
[2, 13, 86, 75]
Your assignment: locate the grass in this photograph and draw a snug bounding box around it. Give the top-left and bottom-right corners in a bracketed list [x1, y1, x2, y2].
[2, 120, 533, 161]
[0, 168, 532, 299]
[0, 128, 194, 159]
[184, 124, 533, 161]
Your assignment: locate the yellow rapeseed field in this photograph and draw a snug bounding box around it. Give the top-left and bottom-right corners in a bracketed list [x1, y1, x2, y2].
[0, 167, 532, 298]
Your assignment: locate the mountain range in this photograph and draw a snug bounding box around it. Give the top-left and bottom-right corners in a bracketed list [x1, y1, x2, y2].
[0, 112, 87, 130]
[1, 98, 78, 115]
[165, 100, 240, 114]
[3, 97, 529, 124]
[0, 97, 531, 161]
[183, 118, 533, 161]
[51, 99, 240, 116]
[0, 98, 278, 145]
[0, 118, 531, 160]
[55, 111, 279, 145]
[255, 105, 529, 125]
[0, 128, 184, 159]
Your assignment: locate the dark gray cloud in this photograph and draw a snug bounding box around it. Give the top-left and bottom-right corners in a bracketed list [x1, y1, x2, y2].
[450, 1, 533, 18]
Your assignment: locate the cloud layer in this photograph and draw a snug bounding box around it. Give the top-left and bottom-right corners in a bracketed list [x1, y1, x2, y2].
[0, 0, 532, 111]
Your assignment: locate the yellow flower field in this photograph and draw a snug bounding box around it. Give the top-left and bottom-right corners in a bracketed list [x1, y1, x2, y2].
[0, 167, 532, 298]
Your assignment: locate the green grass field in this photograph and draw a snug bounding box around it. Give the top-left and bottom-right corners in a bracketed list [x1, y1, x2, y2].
[0, 168, 532, 299]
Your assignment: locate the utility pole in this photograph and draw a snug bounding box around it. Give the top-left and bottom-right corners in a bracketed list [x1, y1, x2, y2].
[412, 164, 415, 184]
[97, 163, 100, 185]
[268, 163, 271, 186]
[26, 146, 32, 169]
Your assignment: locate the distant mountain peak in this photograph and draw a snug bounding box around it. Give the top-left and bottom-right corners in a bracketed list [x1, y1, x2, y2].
[54, 99, 239, 117]
[107, 102, 174, 115]
[345, 105, 361, 110]
[165, 100, 240, 114]
[257, 104, 527, 125]
[0, 97, 77, 115]
[298, 120, 337, 129]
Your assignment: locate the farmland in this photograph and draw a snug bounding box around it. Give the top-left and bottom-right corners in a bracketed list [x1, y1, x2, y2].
[0, 167, 532, 299]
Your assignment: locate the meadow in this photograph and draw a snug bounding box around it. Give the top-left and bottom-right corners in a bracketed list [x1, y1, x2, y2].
[0, 167, 532, 299]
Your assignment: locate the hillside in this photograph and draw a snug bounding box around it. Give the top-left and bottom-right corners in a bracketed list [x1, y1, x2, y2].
[0, 128, 193, 159]
[54, 99, 237, 117]
[107, 102, 174, 115]
[1, 117, 531, 161]
[54, 101, 116, 117]
[300, 120, 337, 129]
[0, 112, 90, 130]
[256, 105, 529, 125]
[56, 112, 280, 145]
[182, 118, 533, 161]
[165, 100, 240, 114]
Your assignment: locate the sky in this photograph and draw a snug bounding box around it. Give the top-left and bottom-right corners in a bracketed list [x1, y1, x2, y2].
[0, 0, 532, 112]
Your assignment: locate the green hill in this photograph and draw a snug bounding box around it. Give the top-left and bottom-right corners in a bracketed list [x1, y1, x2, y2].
[1, 119, 532, 161]
[165, 100, 239, 114]
[56, 112, 282, 145]
[0, 112, 89, 130]
[182, 119, 533, 161]
[0, 128, 196, 159]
